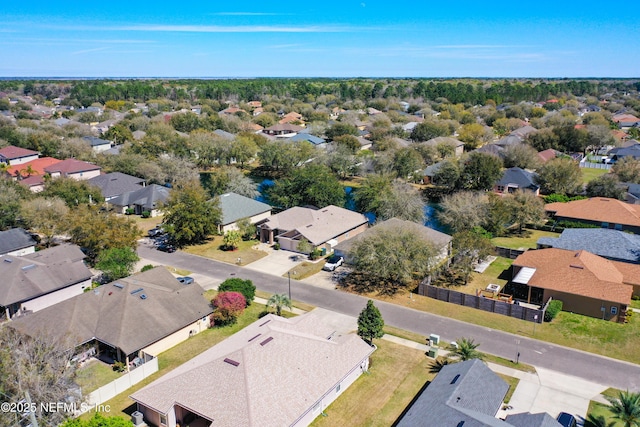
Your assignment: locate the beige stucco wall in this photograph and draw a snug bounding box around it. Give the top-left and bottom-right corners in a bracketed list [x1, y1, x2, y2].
[68, 169, 101, 181]
[543, 290, 625, 322]
[221, 211, 272, 234]
[141, 316, 211, 358]
[7, 154, 39, 166]
[18, 278, 91, 315]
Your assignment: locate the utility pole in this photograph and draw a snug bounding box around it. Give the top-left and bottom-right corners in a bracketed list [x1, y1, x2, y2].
[515, 339, 520, 364]
[25, 391, 39, 427]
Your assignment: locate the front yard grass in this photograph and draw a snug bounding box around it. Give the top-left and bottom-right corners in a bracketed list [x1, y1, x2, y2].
[497, 374, 520, 404]
[491, 229, 560, 249]
[283, 260, 326, 280]
[182, 236, 268, 265]
[459, 256, 514, 295]
[311, 340, 433, 427]
[76, 360, 122, 394]
[345, 288, 640, 364]
[131, 214, 164, 234]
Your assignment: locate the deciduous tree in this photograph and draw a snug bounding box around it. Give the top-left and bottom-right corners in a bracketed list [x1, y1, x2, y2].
[20, 197, 69, 247]
[211, 292, 246, 325]
[586, 174, 625, 199]
[218, 278, 256, 306]
[613, 157, 640, 184]
[357, 300, 384, 345]
[458, 152, 503, 191]
[267, 164, 345, 209]
[502, 143, 541, 169]
[535, 157, 583, 195]
[378, 180, 426, 223]
[42, 177, 104, 207]
[438, 191, 488, 232]
[162, 180, 222, 246]
[504, 190, 546, 234]
[223, 230, 242, 250]
[95, 247, 139, 282]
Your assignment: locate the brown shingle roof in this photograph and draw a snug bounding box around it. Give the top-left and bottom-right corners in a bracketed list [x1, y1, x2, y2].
[513, 248, 633, 304]
[44, 158, 101, 174]
[545, 198, 640, 228]
[0, 145, 39, 160]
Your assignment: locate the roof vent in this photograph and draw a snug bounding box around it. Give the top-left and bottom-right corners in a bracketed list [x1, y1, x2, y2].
[131, 288, 143, 295]
[260, 337, 273, 346]
[259, 319, 271, 327]
[570, 264, 584, 269]
[21, 264, 36, 271]
[451, 374, 460, 385]
[139, 294, 147, 300]
[574, 252, 580, 257]
[248, 334, 261, 342]
[113, 283, 124, 289]
[3, 258, 12, 263]
[224, 358, 240, 367]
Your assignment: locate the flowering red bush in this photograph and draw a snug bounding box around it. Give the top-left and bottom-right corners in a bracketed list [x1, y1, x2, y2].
[211, 291, 246, 326]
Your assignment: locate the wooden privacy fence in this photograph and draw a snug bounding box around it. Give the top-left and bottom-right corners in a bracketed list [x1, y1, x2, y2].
[495, 246, 527, 259]
[420, 284, 546, 324]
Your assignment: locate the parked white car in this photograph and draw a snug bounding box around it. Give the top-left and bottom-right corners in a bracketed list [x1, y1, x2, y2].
[322, 255, 344, 271]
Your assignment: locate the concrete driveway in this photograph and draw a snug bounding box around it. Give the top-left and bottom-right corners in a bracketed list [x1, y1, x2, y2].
[493, 364, 607, 422]
[244, 246, 305, 276]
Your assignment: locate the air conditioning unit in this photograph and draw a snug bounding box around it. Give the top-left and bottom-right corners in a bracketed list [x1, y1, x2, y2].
[131, 411, 144, 426]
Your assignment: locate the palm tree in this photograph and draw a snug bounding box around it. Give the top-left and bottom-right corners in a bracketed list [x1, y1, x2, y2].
[428, 357, 451, 374]
[604, 390, 640, 427]
[267, 293, 292, 316]
[449, 337, 484, 362]
[585, 413, 616, 427]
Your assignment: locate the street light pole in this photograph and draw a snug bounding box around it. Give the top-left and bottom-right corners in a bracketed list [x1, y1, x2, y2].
[287, 271, 292, 301]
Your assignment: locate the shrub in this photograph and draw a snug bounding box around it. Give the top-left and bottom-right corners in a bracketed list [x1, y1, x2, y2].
[218, 278, 256, 306]
[112, 361, 126, 372]
[141, 210, 151, 218]
[211, 291, 246, 326]
[125, 208, 135, 215]
[141, 264, 155, 272]
[274, 242, 280, 250]
[309, 248, 323, 260]
[544, 299, 563, 322]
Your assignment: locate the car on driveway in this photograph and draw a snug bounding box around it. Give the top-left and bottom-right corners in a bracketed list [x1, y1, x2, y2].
[177, 276, 194, 285]
[157, 243, 176, 253]
[556, 412, 577, 427]
[322, 255, 344, 271]
[148, 227, 164, 238]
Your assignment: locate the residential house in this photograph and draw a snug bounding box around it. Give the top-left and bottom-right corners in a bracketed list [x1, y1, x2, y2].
[494, 167, 540, 195]
[87, 172, 146, 201]
[263, 123, 304, 137]
[290, 132, 327, 147]
[545, 197, 640, 234]
[216, 192, 272, 234]
[511, 248, 639, 321]
[247, 101, 262, 108]
[44, 158, 102, 180]
[613, 113, 640, 129]
[510, 125, 538, 140]
[608, 143, 640, 162]
[278, 111, 305, 126]
[625, 183, 640, 204]
[130, 310, 374, 427]
[356, 136, 373, 150]
[496, 135, 523, 148]
[537, 148, 557, 163]
[259, 205, 368, 254]
[213, 129, 236, 140]
[108, 184, 171, 217]
[537, 228, 640, 264]
[333, 218, 452, 266]
[10, 267, 213, 367]
[397, 359, 561, 427]
[475, 143, 505, 158]
[5, 157, 63, 192]
[0, 145, 39, 165]
[423, 136, 465, 157]
[423, 161, 446, 184]
[0, 228, 37, 257]
[218, 106, 247, 116]
[83, 136, 112, 153]
[0, 244, 92, 320]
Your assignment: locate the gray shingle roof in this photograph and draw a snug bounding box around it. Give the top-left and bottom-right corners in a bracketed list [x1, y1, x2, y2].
[213, 129, 236, 140]
[0, 228, 37, 255]
[537, 228, 640, 263]
[397, 359, 509, 427]
[109, 184, 171, 210]
[87, 172, 145, 199]
[505, 412, 562, 427]
[10, 267, 213, 355]
[83, 136, 112, 147]
[290, 132, 326, 145]
[0, 244, 91, 306]
[496, 167, 539, 192]
[218, 192, 271, 226]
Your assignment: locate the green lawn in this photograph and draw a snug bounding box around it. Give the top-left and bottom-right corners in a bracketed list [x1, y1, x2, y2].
[581, 167, 610, 184]
[631, 299, 640, 310]
[491, 229, 560, 250]
[310, 340, 433, 427]
[283, 259, 326, 280]
[497, 374, 520, 404]
[467, 256, 514, 294]
[76, 360, 122, 394]
[182, 236, 268, 265]
[351, 288, 640, 365]
[586, 390, 625, 427]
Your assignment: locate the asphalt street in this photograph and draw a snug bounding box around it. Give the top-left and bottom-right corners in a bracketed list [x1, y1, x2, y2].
[139, 244, 640, 391]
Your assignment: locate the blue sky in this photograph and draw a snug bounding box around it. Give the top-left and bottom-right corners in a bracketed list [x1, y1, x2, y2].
[1, 1, 638, 78]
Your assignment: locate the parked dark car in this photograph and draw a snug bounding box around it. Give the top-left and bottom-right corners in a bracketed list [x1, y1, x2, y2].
[148, 227, 164, 238]
[322, 255, 344, 271]
[157, 243, 176, 253]
[556, 412, 577, 427]
[177, 276, 194, 285]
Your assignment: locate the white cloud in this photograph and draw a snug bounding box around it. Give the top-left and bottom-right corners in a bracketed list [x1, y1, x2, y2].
[55, 24, 376, 33]
[71, 47, 110, 55]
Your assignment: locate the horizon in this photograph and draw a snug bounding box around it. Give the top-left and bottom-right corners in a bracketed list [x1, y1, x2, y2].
[2, 2, 639, 78]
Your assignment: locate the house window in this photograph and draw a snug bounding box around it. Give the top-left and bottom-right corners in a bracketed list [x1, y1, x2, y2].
[611, 306, 618, 315]
[601, 222, 609, 228]
[614, 224, 622, 230]
[160, 414, 167, 425]
[497, 186, 505, 192]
